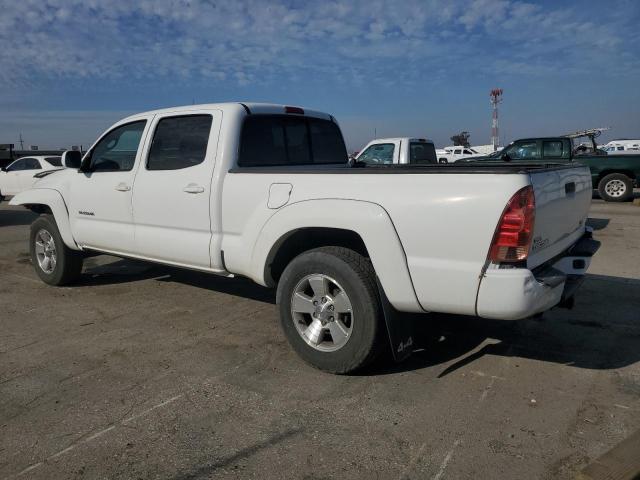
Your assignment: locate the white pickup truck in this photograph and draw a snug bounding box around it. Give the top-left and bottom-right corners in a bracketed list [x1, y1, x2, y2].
[354, 137, 440, 165]
[11, 103, 599, 373]
[436, 145, 482, 163]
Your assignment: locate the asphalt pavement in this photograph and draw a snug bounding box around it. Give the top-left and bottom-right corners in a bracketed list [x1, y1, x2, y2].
[1, 199, 639, 479]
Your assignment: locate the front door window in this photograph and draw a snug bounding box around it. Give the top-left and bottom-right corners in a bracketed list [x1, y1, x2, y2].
[87, 121, 146, 172]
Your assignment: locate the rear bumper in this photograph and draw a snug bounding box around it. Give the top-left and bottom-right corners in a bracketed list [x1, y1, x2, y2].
[476, 235, 600, 320]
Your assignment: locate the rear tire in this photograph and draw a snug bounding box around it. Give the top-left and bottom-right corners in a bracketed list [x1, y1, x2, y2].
[276, 246, 383, 374]
[30, 214, 83, 285]
[598, 173, 633, 202]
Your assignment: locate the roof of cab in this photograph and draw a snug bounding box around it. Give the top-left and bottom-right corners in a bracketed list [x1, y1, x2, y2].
[366, 137, 435, 144]
[119, 102, 333, 123]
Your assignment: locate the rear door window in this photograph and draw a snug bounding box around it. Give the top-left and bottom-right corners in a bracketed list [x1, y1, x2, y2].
[25, 158, 42, 169]
[238, 115, 347, 167]
[45, 157, 62, 166]
[409, 142, 437, 164]
[147, 115, 213, 170]
[542, 141, 564, 158]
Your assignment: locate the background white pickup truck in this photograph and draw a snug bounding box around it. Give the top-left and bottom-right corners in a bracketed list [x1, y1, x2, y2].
[11, 103, 599, 373]
[435, 145, 481, 163]
[355, 137, 440, 165]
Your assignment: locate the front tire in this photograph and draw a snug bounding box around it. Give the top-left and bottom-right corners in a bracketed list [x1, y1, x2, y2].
[276, 247, 384, 374]
[598, 173, 633, 202]
[30, 214, 83, 285]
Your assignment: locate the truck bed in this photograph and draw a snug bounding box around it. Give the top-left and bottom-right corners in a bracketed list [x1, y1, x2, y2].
[229, 162, 579, 174]
[224, 161, 592, 316]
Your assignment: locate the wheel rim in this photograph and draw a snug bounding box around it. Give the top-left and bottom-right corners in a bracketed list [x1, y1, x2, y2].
[290, 274, 353, 352]
[35, 229, 57, 274]
[605, 179, 626, 197]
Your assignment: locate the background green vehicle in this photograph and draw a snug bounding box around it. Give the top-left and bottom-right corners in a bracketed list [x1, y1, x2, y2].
[462, 134, 640, 202]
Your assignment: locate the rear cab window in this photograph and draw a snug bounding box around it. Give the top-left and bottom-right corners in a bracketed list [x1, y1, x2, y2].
[238, 115, 347, 167]
[542, 140, 564, 158]
[409, 142, 437, 164]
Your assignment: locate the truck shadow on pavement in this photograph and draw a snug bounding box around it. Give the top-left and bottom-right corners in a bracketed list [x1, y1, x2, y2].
[367, 273, 640, 376]
[586, 217, 610, 230]
[0, 207, 37, 227]
[80, 257, 276, 305]
[80, 257, 640, 376]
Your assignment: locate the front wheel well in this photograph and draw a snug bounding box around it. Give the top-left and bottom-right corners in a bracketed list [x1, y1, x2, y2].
[24, 203, 53, 215]
[265, 228, 369, 287]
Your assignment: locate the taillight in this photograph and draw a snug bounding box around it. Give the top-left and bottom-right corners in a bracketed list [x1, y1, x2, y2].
[284, 106, 304, 115]
[488, 186, 535, 263]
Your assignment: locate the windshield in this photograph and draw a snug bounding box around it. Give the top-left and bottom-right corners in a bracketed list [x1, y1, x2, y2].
[486, 148, 504, 158]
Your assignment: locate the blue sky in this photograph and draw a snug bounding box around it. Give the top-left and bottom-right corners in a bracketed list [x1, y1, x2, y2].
[1, 0, 639, 151]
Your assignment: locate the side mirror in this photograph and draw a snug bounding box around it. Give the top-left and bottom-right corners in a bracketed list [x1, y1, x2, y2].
[0, 166, 6, 172]
[501, 153, 511, 162]
[438, 158, 448, 164]
[61, 150, 82, 169]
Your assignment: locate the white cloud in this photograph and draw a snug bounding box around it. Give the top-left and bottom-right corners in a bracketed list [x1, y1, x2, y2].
[0, 0, 637, 91]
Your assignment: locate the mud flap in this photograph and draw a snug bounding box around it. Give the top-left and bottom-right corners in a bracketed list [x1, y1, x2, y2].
[376, 278, 415, 362]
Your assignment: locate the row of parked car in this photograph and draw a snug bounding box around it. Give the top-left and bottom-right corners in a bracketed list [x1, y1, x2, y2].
[352, 136, 640, 202]
[0, 155, 66, 201]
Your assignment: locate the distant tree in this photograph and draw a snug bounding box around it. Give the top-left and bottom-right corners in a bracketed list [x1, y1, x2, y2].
[450, 131, 471, 147]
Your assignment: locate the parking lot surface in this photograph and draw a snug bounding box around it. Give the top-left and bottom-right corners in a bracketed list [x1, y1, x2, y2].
[1, 199, 639, 479]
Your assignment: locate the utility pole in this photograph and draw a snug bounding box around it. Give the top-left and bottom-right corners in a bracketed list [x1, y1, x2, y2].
[490, 88, 503, 152]
[18, 133, 24, 150]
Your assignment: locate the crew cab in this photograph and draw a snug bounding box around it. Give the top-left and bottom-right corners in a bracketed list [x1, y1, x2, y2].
[11, 103, 599, 373]
[462, 137, 640, 202]
[354, 138, 440, 165]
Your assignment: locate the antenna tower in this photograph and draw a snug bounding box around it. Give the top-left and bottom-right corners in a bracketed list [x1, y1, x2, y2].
[490, 88, 503, 152]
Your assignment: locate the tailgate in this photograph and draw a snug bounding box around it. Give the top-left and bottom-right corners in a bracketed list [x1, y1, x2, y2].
[527, 165, 592, 269]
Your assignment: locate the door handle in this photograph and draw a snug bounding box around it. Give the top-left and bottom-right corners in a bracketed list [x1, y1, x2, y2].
[115, 183, 131, 192]
[183, 184, 205, 194]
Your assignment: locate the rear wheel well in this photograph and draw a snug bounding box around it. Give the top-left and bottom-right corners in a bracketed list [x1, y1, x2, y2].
[265, 228, 369, 287]
[597, 170, 636, 184]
